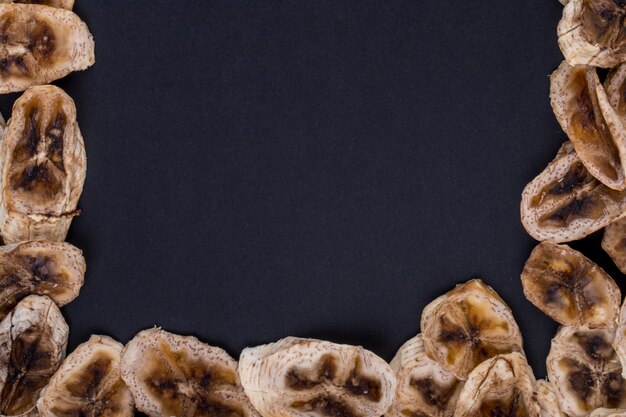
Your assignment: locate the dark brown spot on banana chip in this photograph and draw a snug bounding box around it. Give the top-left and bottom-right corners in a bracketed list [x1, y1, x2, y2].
[292, 397, 356, 417]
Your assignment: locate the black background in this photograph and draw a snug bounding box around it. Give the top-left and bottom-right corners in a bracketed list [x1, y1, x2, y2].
[0, 1, 614, 380]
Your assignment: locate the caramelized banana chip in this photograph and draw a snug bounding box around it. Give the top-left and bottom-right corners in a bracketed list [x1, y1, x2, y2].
[420, 279, 523, 380]
[38, 335, 133, 417]
[547, 326, 626, 417]
[591, 409, 626, 417]
[0, 1, 73, 9]
[0, 294, 68, 416]
[453, 352, 540, 417]
[0, 85, 86, 244]
[238, 337, 396, 417]
[388, 334, 462, 417]
[537, 379, 567, 417]
[521, 241, 621, 328]
[121, 328, 259, 417]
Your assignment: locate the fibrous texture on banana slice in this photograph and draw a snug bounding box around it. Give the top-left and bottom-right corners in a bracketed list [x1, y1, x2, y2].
[602, 216, 626, 273]
[38, 335, 133, 417]
[605, 63, 626, 125]
[0, 295, 67, 416]
[547, 326, 626, 417]
[0, 85, 86, 244]
[388, 334, 462, 417]
[521, 142, 626, 242]
[121, 328, 259, 417]
[420, 279, 523, 380]
[0, 1, 73, 10]
[0, 4, 93, 93]
[537, 379, 567, 417]
[612, 299, 626, 378]
[453, 352, 540, 417]
[591, 409, 626, 417]
[521, 241, 621, 328]
[238, 337, 396, 417]
[558, 0, 626, 67]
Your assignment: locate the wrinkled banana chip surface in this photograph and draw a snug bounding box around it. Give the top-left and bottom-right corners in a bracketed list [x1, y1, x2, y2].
[591, 409, 626, 417]
[537, 379, 567, 417]
[239, 337, 396, 417]
[0, 1, 73, 9]
[612, 299, 626, 378]
[605, 63, 626, 125]
[603, 215, 626, 274]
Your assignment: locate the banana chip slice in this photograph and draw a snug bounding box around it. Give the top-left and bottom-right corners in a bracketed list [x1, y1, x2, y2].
[453, 352, 540, 417]
[121, 328, 259, 417]
[612, 299, 626, 378]
[591, 409, 626, 417]
[37, 335, 133, 417]
[0, 294, 68, 416]
[387, 334, 462, 417]
[238, 337, 396, 417]
[547, 326, 626, 417]
[0, 1, 73, 10]
[537, 380, 567, 417]
[602, 216, 626, 273]
[521, 241, 621, 328]
[420, 279, 523, 380]
[0, 85, 86, 244]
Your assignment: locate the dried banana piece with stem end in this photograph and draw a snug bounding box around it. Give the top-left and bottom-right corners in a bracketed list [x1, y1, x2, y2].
[0, 294, 68, 417]
[453, 352, 540, 417]
[38, 335, 133, 417]
[521, 241, 621, 328]
[420, 279, 523, 380]
[547, 325, 626, 417]
[239, 337, 396, 417]
[537, 379, 567, 417]
[0, 85, 86, 244]
[387, 334, 462, 417]
[0, 1, 73, 10]
[121, 328, 259, 417]
[602, 216, 626, 273]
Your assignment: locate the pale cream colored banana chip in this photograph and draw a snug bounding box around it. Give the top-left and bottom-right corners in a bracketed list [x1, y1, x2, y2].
[0, 1, 73, 10]
[547, 326, 626, 417]
[387, 334, 462, 417]
[591, 409, 626, 417]
[453, 352, 540, 417]
[602, 216, 626, 273]
[537, 379, 567, 417]
[521, 241, 621, 328]
[239, 337, 396, 417]
[0, 295, 68, 416]
[37, 335, 133, 417]
[420, 279, 523, 380]
[0, 85, 86, 244]
[121, 328, 259, 417]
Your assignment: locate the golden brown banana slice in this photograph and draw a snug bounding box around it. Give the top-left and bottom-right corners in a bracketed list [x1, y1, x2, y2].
[0, 85, 86, 244]
[37, 335, 133, 417]
[420, 279, 523, 380]
[602, 216, 626, 274]
[537, 380, 567, 417]
[0, 294, 68, 416]
[0, 1, 73, 10]
[591, 409, 626, 417]
[521, 241, 621, 328]
[453, 352, 540, 417]
[387, 334, 462, 417]
[239, 337, 396, 417]
[121, 328, 259, 417]
[547, 326, 626, 417]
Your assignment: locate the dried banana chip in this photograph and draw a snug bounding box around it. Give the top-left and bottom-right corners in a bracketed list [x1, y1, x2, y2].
[612, 299, 626, 378]
[0, 85, 86, 244]
[602, 216, 626, 273]
[420, 279, 523, 380]
[537, 379, 567, 417]
[239, 337, 396, 417]
[591, 409, 626, 417]
[0, 1, 73, 10]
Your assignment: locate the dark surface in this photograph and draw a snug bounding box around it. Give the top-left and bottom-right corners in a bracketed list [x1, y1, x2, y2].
[0, 1, 608, 379]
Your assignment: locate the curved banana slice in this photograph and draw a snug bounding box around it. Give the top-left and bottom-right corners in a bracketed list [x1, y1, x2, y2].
[37, 335, 133, 417]
[521, 241, 621, 328]
[387, 334, 462, 417]
[121, 328, 259, 417]
[0, 1, 73, 10]
[0, 85, 86, 243]
[420, 279, 523, 380]
[602, 217, 626, 273]
[0, 294, 68, 416]
[591, 409, 626, 417]
[239, 337, 396, 417]
[453, 352, 540, 417]
[537, 380, 567, 417]
[547, 326, 626, 417]
[612, 299, 626, 378]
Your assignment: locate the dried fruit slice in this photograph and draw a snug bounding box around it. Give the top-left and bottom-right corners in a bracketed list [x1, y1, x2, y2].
[612, 299, 626, 378]
[521, 241, 621, 328]
[453, 352, 540, 417]
[387, 334, 462, 417]
[537, 379, 567, 417]
[602, 216, 626, 273]
[605, 63, 626, 124]
[121, 328, 259, 417]
[547, 326, 626, 417]
[0, 85, 86, 244]
[591, 409, 626, 417]
[420, 279, 523, 380]
[238, 337, 396, 417]
[0, 294, 68, 416]
[0, 1, 73, 10]
[37, 335, 133, 417]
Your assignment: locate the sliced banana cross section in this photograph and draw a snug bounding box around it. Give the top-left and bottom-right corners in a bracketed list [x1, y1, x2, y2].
[239, 337, 396, 417]
[0, 1, 73, 9]
[537, 380, 567, 417]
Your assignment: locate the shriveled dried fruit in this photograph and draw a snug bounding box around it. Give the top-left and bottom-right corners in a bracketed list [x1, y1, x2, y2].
[388, 334, 462, 417]
[602, 216, 626, 273]
[612, 299, 626, 378]
[239, 337, 396, 417]
[121, 328, 259, 417]
[38, 335, 133, 417]
[547, 325, 626, 417]
[0, 294, 68, 416]
[0, 85, 86, 244]
[591, 409, 626, 417]
[521, 241, 621, 328]
[537, 379, 567, 417]
[0, 1, 73, 10]
[453, 352, 540, 417]
[420, 279, 523, 380]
